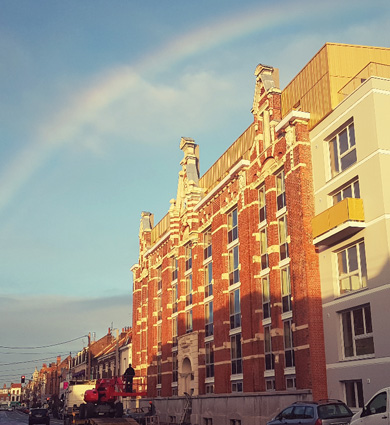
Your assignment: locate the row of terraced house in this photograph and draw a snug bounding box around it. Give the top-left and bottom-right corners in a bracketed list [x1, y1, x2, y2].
[18, 328, 133, 409]
[130, 43, 390, 425]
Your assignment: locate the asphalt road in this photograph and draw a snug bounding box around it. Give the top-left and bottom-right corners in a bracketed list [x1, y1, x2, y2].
[0, 410, 62, 425]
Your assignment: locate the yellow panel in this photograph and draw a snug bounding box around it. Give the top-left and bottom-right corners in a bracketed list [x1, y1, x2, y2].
[312, 198, 364, 239]
[282, 43, 390, 130]
[348, 198, 365, 221]
[311, 209, 331, 239]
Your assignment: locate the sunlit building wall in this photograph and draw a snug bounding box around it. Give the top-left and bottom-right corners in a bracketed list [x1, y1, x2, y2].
[131, 61, 328, 423]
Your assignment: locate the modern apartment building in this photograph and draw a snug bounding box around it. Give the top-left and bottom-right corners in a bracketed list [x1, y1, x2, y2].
[131, 42, 390, 423]
[306, 44, 390, 409]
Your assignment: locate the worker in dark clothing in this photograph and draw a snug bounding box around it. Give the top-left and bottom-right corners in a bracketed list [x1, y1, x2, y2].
[123, 363, 135, 392]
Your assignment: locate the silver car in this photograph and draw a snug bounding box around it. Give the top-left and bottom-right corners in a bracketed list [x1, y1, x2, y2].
[267, 399, 353, 425]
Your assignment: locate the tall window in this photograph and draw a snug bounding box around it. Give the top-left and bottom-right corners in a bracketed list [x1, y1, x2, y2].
[157, 266, 162, 292]
[172, 316, 178, 348]
[231, 333, 242, 375]
[204, 262, 213, 298]
[205, 342, 214, 378]
[157, 323, 162, 353]
[229, 288, 241, 329]
[276, 170, 286, 210]
[185, 243, 192, 271]
[337, 241, 367, 294]
[204, 229, 212, 260]
[157, 355, 162, 385]
[186, 309, 193, 332]
[205, 301, 214, 337]
[281, 266, 291, 313]
[228, 208, 238, 244]
[333, 179, 360, 205]
[172, 257, 178, 281]
[278, 215, 289, 261]
[341, 304, 374, 358]
[172, 351, 178, 383]
[259, 185, 267, 223]
[157, 292, 162, 321]
[264, 325, 274, 370]
[172, 281, 178, 314]
[329, 120, 356, 177]
[186, 274, 193, 306]
[260, 228, 269, 269]
[262, 275, 270, 319]
[344, 380, 364, 409]
[229, 245, 240, 285]
[284, 320, 295, 368]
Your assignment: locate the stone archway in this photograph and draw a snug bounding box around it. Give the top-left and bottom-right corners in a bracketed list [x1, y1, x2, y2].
[181, 357, 192, 395]
[177, 331, 198, 396]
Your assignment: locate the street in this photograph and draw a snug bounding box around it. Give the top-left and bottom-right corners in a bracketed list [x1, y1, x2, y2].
[0, 411, 62, 425]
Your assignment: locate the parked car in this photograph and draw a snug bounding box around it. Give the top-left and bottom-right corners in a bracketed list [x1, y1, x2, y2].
[350, 386, 390, 424]
[267, 399, 353, 425]
[29, 408, 50, 425]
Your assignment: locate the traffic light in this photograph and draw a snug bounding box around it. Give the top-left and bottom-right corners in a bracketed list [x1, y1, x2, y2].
[21, 375, 25, 384]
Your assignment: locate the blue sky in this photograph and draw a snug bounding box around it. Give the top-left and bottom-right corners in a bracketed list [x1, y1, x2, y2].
[1, 0, 389, 385]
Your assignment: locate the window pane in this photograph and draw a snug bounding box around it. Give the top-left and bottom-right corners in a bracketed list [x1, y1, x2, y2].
[330, 138, 339, 175]
[359, 243, 367, 286]
[355, 337, 374, 356]
[281, 267, 291, 296]
[341, 149, 357, 171]
[234, 246, 239, 268]
[347, 245, 358, 271]
[365, 305, 373, 333]
[232, 209, 238, 227]
[354, 181, 360, 198]
[339, 128, 349, 154]
[265, 327, 271, 351]
[353, 308, 364, 335]
[342, 312, 354, 357]
[343, 186, 352, 198]
[349, 124, 355, 146]
[345, 381, 357, 408]
[350, 274, 361, 291]
[284, 321, 292, 348]
[263, 277, 270, 302]
[338, 251, 348, 274]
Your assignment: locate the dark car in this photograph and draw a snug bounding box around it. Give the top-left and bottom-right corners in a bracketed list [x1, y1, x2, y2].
[29, 408, 50, 425]
[267, 399, 353, 425]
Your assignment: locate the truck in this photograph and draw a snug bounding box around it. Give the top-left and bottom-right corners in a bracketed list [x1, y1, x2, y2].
[65, 376, 156, 425]
[62, 381, 96, 425]
[80, 377, 147, 419]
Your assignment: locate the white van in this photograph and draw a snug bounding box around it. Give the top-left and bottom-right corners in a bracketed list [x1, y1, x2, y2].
[62, 381, 95, 425]
[351, 387, 390, 424]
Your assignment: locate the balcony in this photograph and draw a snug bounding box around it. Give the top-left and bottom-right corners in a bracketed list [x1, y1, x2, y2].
[312, 198, 365, 246]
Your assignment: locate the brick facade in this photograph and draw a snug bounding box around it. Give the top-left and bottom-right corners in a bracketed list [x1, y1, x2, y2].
[131, 64, 327, 408]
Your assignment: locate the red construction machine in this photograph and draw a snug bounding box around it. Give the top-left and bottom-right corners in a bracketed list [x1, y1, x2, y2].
[79, 376, 147, 419]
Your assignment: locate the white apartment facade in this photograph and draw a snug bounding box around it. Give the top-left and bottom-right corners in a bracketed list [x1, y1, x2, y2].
[310, 73, 390, 409]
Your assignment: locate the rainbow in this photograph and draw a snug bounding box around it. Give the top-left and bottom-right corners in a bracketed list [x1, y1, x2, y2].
[0, 0, 352, 215]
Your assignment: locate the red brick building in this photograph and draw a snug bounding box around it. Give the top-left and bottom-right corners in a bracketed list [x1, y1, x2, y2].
[131, 65, 327, 423]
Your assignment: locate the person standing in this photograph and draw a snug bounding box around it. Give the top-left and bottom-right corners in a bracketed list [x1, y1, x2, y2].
[123, 363, 135, 392]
